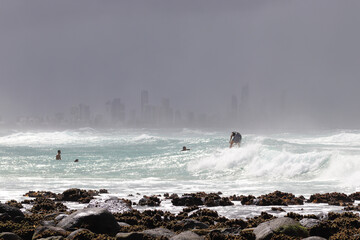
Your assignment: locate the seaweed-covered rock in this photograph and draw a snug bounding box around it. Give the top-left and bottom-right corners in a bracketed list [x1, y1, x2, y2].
[171, 194, 203, 206]
[116, 232, 146, 239]
[32, 226, 68, 240]
[302, 237, 327, 240]
[308, 192, 353, 205]
[171, 192, 234, 207]
[170, 231, 204, 240]
[0, 203, 25, 219]
[256, 191, 304, 206]
[5, 200, 23, 209]
[57, 208, 120, 236]
[349, 192, 360, 201]
[204, 195, 234, 207]
[56, 188, 100, 203]
[66, 228, 95, 240]
[138, 195, 161, 207]
[253, 217, 307, 240]
[174, 219, 209, 231]
[31, 198, 67, 213]
[238, 195, 257, 205]
[0, 232, 23, 240]
[24, 191, 58, 199]
[142, 227, 175, 238]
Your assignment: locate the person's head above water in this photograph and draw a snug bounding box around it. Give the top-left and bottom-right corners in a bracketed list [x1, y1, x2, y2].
[57, 150, 61, 154]
[182, 146, 190, 151]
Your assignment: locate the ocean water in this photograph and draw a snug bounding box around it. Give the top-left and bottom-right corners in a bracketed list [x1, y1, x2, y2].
[1, 128, 359, 218]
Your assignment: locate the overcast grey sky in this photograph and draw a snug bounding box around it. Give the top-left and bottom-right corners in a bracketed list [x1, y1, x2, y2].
[1, 1, 360, 128]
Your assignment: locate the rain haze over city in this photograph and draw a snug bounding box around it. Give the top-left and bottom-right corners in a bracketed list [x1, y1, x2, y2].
[1, 0, 360, 131]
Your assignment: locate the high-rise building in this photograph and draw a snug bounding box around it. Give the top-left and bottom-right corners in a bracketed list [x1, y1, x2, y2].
[231, 95, 238, 113]
[241, 84, 249, 106]
[111, 98, 125, 123]
[141, 90, 149, 114]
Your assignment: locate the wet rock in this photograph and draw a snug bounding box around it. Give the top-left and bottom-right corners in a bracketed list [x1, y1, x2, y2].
[256, 191, 304, 206]
[138, 195, 161, 206]
[116, 232, 145, 240]
[30, 197, 67, 213]
[32, 226, 68, 240]
[0, 203, 25, 219]
[204, 194, 233, 207]
[253, 217, 307, 240]
[169, 193, 179, 199]
[31, 198, 67, 213]
[57, 207, 120, 236]
[5, 200, 23, 209]
[54, 214, 68, 222]
[175, 218, 209, 231]
[36, 237, 64, 240]
[344, 204, 360, 211]
[142, 227, 175, 238]
[87, 197, 132, 213]
[308, 192, 353, 205]
[349, 192, 360, 201]
[302, 237, 327, 240]
[56, 188, 101, 203]
[300, 218, 321, 228]
[0, 232, 23, 240]
[171, 192, 233, 207]
[24, 191, 58, 199]
[238, 195, 257, 205]
[118, 222, 131, 227]
[181, 205, 199, 213]
[170, 231, 204, 240]
[271, 207, 285, 212]
[41, 220, 56, 226]
[99, 189, 108, 194]
[66, 228, 95, 240]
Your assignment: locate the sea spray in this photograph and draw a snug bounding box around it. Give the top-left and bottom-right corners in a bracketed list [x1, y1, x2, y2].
[0, 128, 360, 203]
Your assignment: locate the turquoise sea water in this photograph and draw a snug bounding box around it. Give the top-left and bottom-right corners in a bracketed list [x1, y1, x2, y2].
[1, 128, 360, 213]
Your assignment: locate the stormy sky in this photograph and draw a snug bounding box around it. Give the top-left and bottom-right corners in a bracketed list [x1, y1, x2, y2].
[1, 1, 360, 129]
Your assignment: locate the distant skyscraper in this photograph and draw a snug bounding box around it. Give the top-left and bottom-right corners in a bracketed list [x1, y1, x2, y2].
[141, 90, 149, 114]
[231, 95, 238, 112]
[111, 98, 125, 123]
[241, 84, 249, 106]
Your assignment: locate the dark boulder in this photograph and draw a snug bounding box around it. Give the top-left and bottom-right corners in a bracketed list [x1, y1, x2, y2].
[170, 231, 204, 240]
[142, 227, 175, 238]
[256, 191, 304, 206]
[56, 188, 100, 203]
[116, 232, 146, 240]
[32, 226, 68, 240]
[0, 232, 23, 240]
[308, 192, 353, 205]
[175, 218, 209, 231]
[30, 198, 67, 213]
[66, 228, 95, 240]
[172, 194, 203, 206]
[57, 207, 120, 236]
[253, 217, 308, 240]
[138, 195, 161, 207]
[24, 191, 58, 199]
[0, 203, 25, 219]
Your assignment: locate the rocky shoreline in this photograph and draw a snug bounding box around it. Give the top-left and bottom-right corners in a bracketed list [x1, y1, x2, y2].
[1, 189, 360, 239]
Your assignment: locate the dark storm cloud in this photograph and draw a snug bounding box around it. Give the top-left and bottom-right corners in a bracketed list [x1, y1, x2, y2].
[1, 0, 360, 129]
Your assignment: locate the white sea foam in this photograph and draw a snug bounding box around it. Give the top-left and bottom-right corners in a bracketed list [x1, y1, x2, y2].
[1, 128, 360, 204]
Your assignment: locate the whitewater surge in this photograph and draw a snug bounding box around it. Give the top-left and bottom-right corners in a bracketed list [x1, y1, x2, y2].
[0, 128, 360, 202]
